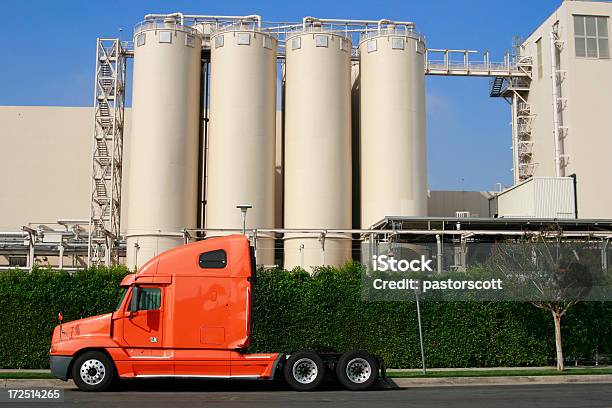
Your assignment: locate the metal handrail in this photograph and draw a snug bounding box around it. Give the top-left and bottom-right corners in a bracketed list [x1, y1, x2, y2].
[134, 20, 199, 36]
[285, 24, 353, 39]
[211, 24, 279, 38]
[359, 27, 424, 44]
[425, 48, 533, 76]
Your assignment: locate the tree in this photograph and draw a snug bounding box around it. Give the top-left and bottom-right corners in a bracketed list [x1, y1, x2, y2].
[489, 229, 595, 371]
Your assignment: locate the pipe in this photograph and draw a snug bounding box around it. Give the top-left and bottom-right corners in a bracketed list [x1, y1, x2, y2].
[143, 14, 417, 30]
[182, 227, 612, 238]
[241, 14, 262, 29]
[511, 92, 520, 184]
[144, 13, 261, 28]
[570, 173, 579, 218]
[427, 48, 478, 53]
[0, 232, 28, 237]
[145, 12, 184, 25]
[550, 29, 562, 177]
[315, 17, 415, 28]
[57, 219, 88, 225]
[436, 234, 442, 273]
[124, 232, 185, 238]
[302, 16, 415, 30]
[378, 19, 393, 31]
[302, 16, 318, 30]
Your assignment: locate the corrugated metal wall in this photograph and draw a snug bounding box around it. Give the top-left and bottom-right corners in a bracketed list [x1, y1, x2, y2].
[497, 177, 575, 218]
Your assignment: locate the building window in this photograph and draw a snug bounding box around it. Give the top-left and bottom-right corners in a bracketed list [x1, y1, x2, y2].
[237, 33, 251, 45]
[136, 33, 146, 47]
[315, 35, 329, 48]
[291, 37, 301, 50]
[340, 38, 349, 52]
[214, 35, 224, 48]
[574, 15, 609, 58]
[391, 37, 405, 50]
[367, 39, 377, 53]
[416, 40, 425, 55]
[263, 36, 273, 49]
[185, 34, 195, 48]
[536, 38, 543, 79]
[158, 31, 172, 44]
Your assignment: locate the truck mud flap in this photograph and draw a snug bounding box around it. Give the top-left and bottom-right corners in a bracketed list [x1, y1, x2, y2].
[269, 353, 285, 380]
[379, 357, 389, 382]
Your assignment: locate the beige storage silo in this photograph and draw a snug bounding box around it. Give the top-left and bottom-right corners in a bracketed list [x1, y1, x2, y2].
[359, 28, 428, 228]
[205, 28, 277, 266]
[283, 30, 353, 271]
[125, 20, 202, 269]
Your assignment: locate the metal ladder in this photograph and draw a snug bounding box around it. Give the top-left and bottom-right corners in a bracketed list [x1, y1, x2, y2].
[88, 39, 128, 267]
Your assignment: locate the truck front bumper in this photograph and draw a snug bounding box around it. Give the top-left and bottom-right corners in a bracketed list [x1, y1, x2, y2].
[49, 355, 73, 381]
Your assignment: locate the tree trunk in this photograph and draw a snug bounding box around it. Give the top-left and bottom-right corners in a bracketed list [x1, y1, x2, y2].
[553, 309, 564, 371]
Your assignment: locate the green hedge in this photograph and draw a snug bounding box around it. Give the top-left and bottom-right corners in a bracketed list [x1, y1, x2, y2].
[1, 263, 611, 369]
[0, 267, 128, 369]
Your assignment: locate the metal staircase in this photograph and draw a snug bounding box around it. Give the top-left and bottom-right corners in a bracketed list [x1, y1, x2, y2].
[88, 39, 128, 267]
[488, 38, 535, 183]
[489, 77, 505, 97]
[516, 102, 535, 181]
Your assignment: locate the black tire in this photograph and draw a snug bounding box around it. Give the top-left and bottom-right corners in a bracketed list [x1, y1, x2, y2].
[283, 351, 325, 391]
[71, 351, 115, 392]
[335, 350, 379, 391]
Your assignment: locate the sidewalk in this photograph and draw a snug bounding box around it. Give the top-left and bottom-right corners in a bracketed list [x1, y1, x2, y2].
[3, 376, 612, 389]
[2, 367, 612, 389]
[391, 375, 612, 387]
[388, 365, 612, 372]
[5, 366, 610, 373]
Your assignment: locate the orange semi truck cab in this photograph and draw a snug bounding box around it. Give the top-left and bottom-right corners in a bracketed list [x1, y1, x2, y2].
[49, 235, 382, 391]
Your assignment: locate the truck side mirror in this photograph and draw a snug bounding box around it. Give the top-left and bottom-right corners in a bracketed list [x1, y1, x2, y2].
[128, 286, 140, 312]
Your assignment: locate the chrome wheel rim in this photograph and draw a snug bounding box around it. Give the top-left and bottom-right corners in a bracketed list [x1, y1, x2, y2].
[345, 358, 371, 384]
[80, 359, 106, 385]
[292, 358, 318, 384]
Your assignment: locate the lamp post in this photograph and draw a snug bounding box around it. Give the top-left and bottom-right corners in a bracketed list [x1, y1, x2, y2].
[236, 205, 252, 235]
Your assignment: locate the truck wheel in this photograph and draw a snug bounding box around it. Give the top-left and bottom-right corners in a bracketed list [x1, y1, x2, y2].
[283, 351, 325, 391]
[335, 350, 379, 390]
[71, 351, 115, 392]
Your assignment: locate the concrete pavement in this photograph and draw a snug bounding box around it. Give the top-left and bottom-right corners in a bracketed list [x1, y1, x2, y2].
[2, 382, 611, 408]
[3, 374, 612, 389]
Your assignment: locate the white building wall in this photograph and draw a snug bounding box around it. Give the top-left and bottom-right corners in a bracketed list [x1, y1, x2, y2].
[497, 177, 575, 218]
[521, 0, 612, 218]
[497, 180, 536, 218]
[0, 106, 130, 231]
[0, 106, 285, 234]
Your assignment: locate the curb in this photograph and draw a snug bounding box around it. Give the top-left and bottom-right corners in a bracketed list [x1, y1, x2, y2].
[3, 376, 612, 389]
[1, 379, 73, 389]
[390, 374, 612, 387]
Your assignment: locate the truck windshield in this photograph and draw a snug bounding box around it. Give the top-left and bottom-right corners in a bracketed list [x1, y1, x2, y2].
[115, 288, 128, 311]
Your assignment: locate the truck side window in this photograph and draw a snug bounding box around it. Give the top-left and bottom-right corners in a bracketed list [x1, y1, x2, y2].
[199, 249, 227, 269]
[137, 288, 161, 310]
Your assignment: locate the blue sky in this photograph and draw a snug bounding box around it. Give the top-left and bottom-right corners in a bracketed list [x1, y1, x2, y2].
[0, 0, 559, 191]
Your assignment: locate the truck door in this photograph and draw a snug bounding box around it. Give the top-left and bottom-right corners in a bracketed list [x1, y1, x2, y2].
[124, 286, 163, 347]
[122, 286, 172, 376]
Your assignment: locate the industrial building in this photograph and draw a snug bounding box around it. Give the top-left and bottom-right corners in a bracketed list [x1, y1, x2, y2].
[1, 1, 612, 271]
[491, 0, 612, 219]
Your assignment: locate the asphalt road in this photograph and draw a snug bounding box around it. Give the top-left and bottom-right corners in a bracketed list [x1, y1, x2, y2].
[4, 380, 612, 408]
